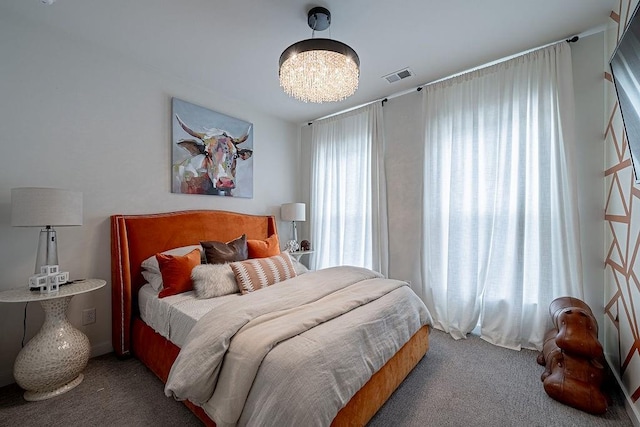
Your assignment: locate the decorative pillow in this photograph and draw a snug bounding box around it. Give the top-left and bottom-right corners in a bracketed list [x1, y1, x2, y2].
[141, 270, 164, 292]
[230, 252, 297, 294]
[247, 234, 281, 258]
[141, 245, 202, 275]
[156, 248, 201, 298]
[191, 264, 239, 299]
[201, 235, 248, 264]
[288, 254, 310, 275]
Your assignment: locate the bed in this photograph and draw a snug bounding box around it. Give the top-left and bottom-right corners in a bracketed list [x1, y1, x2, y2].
[111, 210, 431, 426]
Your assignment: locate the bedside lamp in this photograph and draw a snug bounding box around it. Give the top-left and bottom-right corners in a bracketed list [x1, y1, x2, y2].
[281, 202, 305, 251]
[11, 188, 83, 273]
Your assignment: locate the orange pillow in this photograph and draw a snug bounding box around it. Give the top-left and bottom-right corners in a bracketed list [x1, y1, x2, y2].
[247, 234, 281, 258]
[156, 248, 201, 298]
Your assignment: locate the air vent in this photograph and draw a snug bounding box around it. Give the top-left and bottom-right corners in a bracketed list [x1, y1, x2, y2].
[383, 68, 413, 84]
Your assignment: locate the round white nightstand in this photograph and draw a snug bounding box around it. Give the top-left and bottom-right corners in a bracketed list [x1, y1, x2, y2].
[0, 279, 106, 401]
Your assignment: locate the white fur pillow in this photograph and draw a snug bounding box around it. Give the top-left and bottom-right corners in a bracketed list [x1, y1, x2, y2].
[191, 264, 239, 299]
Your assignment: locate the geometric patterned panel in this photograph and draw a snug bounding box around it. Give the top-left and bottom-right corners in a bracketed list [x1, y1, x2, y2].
[605, 0, 640, 406]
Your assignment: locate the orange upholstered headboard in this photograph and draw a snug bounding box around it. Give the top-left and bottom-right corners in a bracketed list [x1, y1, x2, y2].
[110, 210, 277, 357]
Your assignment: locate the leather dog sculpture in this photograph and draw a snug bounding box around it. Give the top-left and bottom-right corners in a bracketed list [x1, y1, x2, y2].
[537, 297, 607, 414]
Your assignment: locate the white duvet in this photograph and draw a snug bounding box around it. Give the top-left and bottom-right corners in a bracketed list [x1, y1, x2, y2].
[164, 266, 432, 427]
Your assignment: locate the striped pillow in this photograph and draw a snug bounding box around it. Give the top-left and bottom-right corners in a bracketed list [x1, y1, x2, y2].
[230, 253, 297, 294]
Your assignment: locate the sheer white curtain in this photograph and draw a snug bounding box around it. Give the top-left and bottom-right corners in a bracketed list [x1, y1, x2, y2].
[421, 42, 583, 350]
[310, 103, 388, 275]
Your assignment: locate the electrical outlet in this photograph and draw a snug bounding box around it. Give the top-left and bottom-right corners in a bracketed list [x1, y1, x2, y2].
[82, 308, 96, 325]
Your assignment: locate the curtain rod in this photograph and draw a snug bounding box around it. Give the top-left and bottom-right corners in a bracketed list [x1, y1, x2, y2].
[415, 35, 579, 92]
[308, 33, 584, 125]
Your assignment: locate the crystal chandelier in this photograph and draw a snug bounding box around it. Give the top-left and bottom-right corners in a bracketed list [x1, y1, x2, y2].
[279, 7, 360, 103]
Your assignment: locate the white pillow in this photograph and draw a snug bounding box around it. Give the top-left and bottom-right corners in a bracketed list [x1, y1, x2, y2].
[288, 255, 309, 275]
[191, 264, 239, 299]
[141, 270, 164, 292]
[141, 245, 203, 275]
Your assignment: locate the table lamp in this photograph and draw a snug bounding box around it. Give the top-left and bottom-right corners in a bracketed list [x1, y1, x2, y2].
[280, 202, 305, 252]
[11, 188, 83, 273]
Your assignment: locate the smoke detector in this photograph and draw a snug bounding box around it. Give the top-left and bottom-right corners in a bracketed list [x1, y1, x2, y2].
[382, 68, 414, 83]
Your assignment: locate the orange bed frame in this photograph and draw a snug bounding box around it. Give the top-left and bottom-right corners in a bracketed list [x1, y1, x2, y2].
[111, 210, 429, 426]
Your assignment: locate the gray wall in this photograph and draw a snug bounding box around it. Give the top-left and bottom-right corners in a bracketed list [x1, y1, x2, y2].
[0, 11, 299, 386]
[382, 93, 425, 299]
[571, 32, 606, 333]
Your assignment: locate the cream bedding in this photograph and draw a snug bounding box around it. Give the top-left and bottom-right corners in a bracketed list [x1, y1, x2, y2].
[164, 266, 432, 427]
[138, 284, 240, 347]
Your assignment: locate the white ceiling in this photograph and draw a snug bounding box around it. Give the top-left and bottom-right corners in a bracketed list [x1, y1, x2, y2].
[2, 0, 617, 124]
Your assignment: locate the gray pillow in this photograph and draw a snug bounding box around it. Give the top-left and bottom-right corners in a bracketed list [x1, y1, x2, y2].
[289, 255, 309, 275]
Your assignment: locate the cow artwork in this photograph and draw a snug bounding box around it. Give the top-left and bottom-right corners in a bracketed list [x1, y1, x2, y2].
[172, 99, 253, 197]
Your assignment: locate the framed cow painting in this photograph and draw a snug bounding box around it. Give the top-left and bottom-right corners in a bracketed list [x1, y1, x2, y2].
[172, 98, 253, 198]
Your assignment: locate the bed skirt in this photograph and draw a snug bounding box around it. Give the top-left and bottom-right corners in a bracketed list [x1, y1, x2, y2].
[130, 317, 429, 426]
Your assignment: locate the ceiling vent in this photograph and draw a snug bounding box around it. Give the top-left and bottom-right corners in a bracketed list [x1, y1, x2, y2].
[383, 68, 413, 83]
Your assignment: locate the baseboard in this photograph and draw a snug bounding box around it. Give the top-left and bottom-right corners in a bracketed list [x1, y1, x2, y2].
[90, 340, 114, 358]
[627, 400, 640, 427]
[0, 367, 14, 388]
[605, 354, 640, 426]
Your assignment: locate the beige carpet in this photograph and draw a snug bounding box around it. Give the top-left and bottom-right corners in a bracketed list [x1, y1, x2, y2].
[0, 329, 633, 426]
[369, 329, 633, 427]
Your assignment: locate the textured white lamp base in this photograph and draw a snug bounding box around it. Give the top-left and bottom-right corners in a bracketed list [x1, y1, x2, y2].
[13, 296, 90, 401]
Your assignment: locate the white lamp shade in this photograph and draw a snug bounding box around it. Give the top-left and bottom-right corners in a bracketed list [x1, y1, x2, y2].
[281, 203, 306, 222]
[11, 188, 83, 227]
